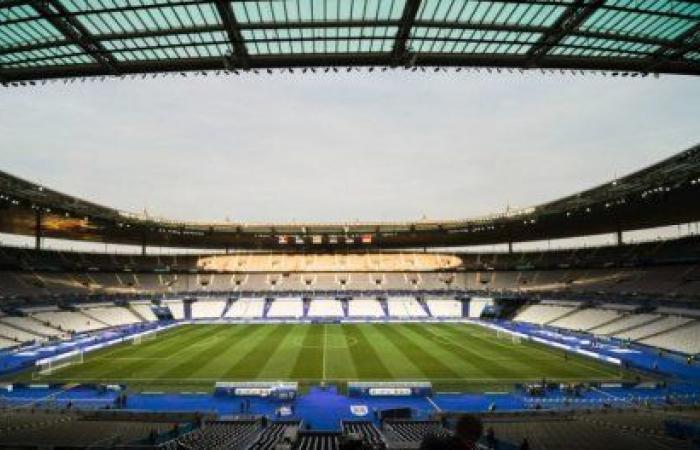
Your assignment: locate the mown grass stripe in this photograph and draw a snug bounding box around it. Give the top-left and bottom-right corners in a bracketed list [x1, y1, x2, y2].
[343, 324, 393, 380]
[290, 325, 323, 379]
[223, 324, 296, 379]
[405, 323, 519, 378]
[53, 325, 222, 380]
[373, 324, 460, 379]
[158, 325, 257, 379]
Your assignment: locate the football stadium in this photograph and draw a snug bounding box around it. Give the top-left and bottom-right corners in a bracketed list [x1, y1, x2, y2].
[2, 0, 700, 449]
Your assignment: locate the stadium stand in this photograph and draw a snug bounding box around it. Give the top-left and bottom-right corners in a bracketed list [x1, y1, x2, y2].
[0, 416, 176, 448]
[225, 297, 266, 319]
[341, 421, 384, 447]
[0, 320, 44, 344]
[80, 306, 143, 327]
[172, 420, 260, 450]
[590, 313, 662, 336]
[382, 420, 450, 447]
[0, 336, 17, 349]
[548, 308, 623, 332]
[348, 297, 386, 318]
[513, 304, 578, 326]
[468, 297, 494, 318]
[640, 321, 700, 354]
[190, 299, 228, 319]
[247, 421, 300, 449]
[129, 301, 158, 322]
[480, 413, 696, 450]
[427, 298, 463, 317]
[387, 297, 428, 318]
[267, 298, 304, 319]
[296, 432, 341, 450]
[307, 298, 344, 318]
[164, 300, 185, 320]
[31, 309, 106, 334]
[615, 315, 695, 341]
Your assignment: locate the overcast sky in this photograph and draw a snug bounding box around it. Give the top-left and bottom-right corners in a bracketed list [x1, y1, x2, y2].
[1, 71, 699, 224]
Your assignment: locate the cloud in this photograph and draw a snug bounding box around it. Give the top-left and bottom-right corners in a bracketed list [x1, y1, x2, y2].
[0, 72, 698, 223]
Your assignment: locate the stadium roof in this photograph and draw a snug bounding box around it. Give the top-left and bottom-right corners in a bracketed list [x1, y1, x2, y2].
[1, 0, 700, 84]
[1, 144, 699, 250]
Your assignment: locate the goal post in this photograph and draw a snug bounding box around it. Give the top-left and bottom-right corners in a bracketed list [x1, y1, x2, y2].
[131, 331, 157, 345]
[36, 350, 84, 376]
[496, 329, 522, 344]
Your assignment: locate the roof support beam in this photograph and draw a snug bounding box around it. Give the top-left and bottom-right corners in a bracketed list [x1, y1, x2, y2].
[214, 0, 249, 67]
[29, 0, 119, 75]
[526, 0, 605, 65]
[392, 0, 422, 65]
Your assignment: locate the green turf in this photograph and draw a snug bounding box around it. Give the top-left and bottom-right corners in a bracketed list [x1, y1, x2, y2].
[17, 323, 629, 392]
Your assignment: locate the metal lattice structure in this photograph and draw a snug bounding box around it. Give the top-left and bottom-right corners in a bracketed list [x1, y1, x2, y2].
[1, 0, 700, 83]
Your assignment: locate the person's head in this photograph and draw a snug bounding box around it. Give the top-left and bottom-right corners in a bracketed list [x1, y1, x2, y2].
[454, 414, 483, 445]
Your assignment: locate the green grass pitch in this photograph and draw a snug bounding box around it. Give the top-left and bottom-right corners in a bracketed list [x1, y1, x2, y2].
[24, 323, 628, 392]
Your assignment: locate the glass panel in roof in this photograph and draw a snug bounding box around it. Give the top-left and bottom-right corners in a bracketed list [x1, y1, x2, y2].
[0, 8, 65, 49]
[561, 35, 659, 56]
[548, 45, 647, 59]
[581, 4, 699, 40]
[245, 33, 394, 54]
[0, 44, 85, 66]
[1, 53, 94, 68]
[418, 0, 569, 27]
[102, 31, 230, 53]
[408, 26, 540, 54]
[604, 0, 700, 17]
[232, 0, 406, 24]
[241, 25, 395, 54]
[111, 43, 230, 62]
[61, 1, 222, 36]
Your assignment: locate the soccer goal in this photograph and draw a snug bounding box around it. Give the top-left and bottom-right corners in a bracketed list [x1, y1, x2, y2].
[131, 331, 157, 345]
[497, 330, 522, 344]
[36, 350, 84, 376]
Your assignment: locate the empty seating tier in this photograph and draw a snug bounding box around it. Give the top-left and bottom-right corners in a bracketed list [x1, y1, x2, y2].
[513, 304, 577, 326]
[267, 298, 304, 318]
[225, 297, 266, 318]
[615, 316, 694, 341]
[307, 299, 344, 317]
[348, 298, 385, 317]
[639, 321, 700, 354]
[590, 313, 660, 336]
[81, 306, 143, 327]
[427, 298, 463, 317]
[190, 299, 227, 319]
[387, 297, 427, 318]
[548, 309, 622, 331]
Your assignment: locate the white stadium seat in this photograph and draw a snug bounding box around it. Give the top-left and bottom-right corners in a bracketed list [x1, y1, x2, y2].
[267, 298, 304, 318]
[307, 298, 344, 317]
[348, 298, 385, 317]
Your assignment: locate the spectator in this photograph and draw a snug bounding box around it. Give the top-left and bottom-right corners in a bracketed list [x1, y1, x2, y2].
[420, 414, 484, 450]
[485, 427, 496, 449]
[520, 438, 530, 450]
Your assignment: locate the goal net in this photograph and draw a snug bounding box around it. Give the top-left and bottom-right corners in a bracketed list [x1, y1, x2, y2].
[132, 331, 157, 345]
[36, 351, 84, 376]
[497, 330, 522, 344]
